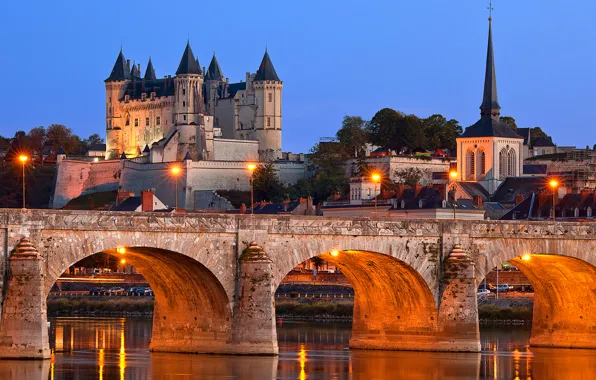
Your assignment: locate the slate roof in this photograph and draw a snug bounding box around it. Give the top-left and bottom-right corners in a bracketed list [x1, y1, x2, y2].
[517, 128, 530, 145]
[253, 202, 300, 214]
[131, 63, 141, 79]
[523, 164, 548, 175]
[112, 197, 142, 212]
[176, 42, 202, 75]
[226, 82, 247, 98]
[106, 50, 131, 82]
[142, 145, 150, 153]
[492, 177, 547, 204]
[534, 136, 555, 147]
[501, 192, 596, 220]
[254, 50, 280, 81]
[124, 78, 175, 99]
[144, 58, 156, 80]
[458, 182, 490, 201]
[462, 117, 522, 138]
[205, 54, 224, 81]
[480, 20, 500, 112]
[89, 144, 106, 152]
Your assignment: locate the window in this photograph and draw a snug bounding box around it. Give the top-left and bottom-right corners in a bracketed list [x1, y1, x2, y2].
[268, 93, 272, 102]
[134, 119, 139, 127]
[183, 115, 187, 121]
[574, 208, 580, 217]
[125, 117, 130, 126]
[477, 149, 486, 175]
[145, 117, 149, 126]
[125, 95, 130, 102]
[141, 93, 146, 101]
[183, 88, 186, 95]
[466, 149, 475, 179]
[182, 101, 186, 107]
[156, 117, 161, 126]
[109, 97, 112, 102]
[507, 149, 516, 176]
[267, 117, 271, 127]
[588, 207, 593, 217]
[499, 148, 508, 178]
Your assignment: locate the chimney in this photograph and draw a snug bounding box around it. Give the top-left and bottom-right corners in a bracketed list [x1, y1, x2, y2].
[474, 195, 484, 207]
[137, 63, 141, 75]
[164, 76, 168, 89]
[332, 193, 341, 201]
[141, 190, 154, 211]
[203, 66, 206, 76]
[396, 184, 404, 199]
[515, 194, 525, 206]
[307, 196, 313, 210]
[240, 203, 247, 214]
[126, 59, 131, 72]
[414, 183, 423, 197]
[117, 190, 134, 205]
[299, 197, 307, 204]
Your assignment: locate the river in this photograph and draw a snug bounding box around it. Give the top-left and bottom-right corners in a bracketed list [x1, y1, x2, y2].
[1, 317, 595, 379]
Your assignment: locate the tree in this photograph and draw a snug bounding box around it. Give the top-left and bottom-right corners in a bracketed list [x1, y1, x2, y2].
[394, 167, 428, 187]
[46, 124, 83, 156]
[252, 163, 285, 202]
[336, 116, 367, 158]
[366, 108, 425, 154]
[421, 115, 462, 151]
[501, 116, 518, 132]
[529, 127, 548, 147]
[27, 127, 46, 161]
[310, 257, 325, 270]
[82, 133, 105, 152]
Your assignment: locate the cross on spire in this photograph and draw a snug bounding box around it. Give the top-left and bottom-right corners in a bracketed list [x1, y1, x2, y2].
[488, 0, 493, 21]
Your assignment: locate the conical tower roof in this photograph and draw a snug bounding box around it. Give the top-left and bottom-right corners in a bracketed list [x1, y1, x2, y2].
[105, 49, 131, 82]
[205, 53, 224, 81]
[480, 19, 500, 116]
[254, 50, 280, 81]
[131, 61, 140, 78]
[144, 58, 156, 80]
[176, 42, 202, 75]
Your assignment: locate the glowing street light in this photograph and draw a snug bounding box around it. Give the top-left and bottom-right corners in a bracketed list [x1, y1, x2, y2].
[247, 164, 257, 215]
[116, 247, 126, 254]
[120, 259, 126, 265]
[449, 171, 458, 219]
[18, 155, 28, 208]
[170, 165, 181, 212]
[521, 254, 531, 261]
[330, 250, 339, 257]
[549, 179, 559, 220]
[371, 173, 381, 214]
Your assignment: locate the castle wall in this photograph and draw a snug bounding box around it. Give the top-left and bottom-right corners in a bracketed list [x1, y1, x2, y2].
[275, 162, 307, 186]
[120, 96, 174, 156]
[213, 139, 258, 162]
[214, 98, 235, 139]
[52, 160, 121, 209]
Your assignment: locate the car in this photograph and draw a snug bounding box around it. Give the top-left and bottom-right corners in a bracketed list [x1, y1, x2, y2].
[478, 284, 490, 291]
[477, 289, 491, 296]
[106, 287, 125, 295]
[143, 288, 154, 296]
[88, 287, 103, 296]
[493, 284, 510, 293]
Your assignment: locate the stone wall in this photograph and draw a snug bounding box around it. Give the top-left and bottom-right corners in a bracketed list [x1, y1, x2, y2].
[348, 156, 451, 184]
[275, 161, 307, 186]
[52, 160, 121, 209]
[213, 139, 259, 161]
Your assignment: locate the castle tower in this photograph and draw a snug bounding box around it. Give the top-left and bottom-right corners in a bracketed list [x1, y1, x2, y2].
[105, 49, 131, 159]
[253, 50, 283, 161]
[204, 53, 224, 117]
[456, 15, 523, 194]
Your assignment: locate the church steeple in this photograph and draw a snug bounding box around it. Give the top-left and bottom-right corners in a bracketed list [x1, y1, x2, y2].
[480, 18, 501, 121]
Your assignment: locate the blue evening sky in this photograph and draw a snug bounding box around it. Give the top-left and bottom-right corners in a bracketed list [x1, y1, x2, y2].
[1, 0, 594, 153]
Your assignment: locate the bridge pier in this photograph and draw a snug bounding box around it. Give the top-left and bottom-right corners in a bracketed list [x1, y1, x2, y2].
[0, 238, 50, 359]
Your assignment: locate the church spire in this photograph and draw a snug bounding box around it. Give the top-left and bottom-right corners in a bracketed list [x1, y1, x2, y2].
[480, 15, 500, 120]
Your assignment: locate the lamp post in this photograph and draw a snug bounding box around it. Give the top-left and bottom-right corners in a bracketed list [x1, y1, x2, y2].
[371, 173, 381, 214]
[449, 171, 458, 219]
[18, 155, 28, 209]
[549, 179, 559, 220]
[248, 164, 257, 214]
[170, 165, 181, 211]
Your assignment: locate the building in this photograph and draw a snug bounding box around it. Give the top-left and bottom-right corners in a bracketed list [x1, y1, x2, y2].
[104, 43, 283, 162]
[455, 16, 524, 195]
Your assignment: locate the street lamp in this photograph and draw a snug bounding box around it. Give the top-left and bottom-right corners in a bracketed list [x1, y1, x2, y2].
[449, 171, 458, 219]
[371, 173, 381, 214]
[247, 164, 257, 215]
[18, 155, 28, 209]
[549, 179, 559, 220]
[170, 165, 181, 211]
[330, 250, 339, 257]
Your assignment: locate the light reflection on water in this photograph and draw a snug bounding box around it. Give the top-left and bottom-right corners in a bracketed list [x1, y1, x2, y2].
[0, 317, 594, 379]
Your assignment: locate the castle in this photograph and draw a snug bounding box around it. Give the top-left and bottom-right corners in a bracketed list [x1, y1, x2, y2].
[105, 42, 283, 161]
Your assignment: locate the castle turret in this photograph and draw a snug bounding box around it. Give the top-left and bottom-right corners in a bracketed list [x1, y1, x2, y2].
[174, 42, 203, 127]
[105, 49, 131, 159]
[204, 53, 224, 116]
[144, 58, 156, 81]
[253, 50, 283, 161]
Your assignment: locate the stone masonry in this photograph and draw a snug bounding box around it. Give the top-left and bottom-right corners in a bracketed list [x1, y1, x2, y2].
[0, 209, 595, 358]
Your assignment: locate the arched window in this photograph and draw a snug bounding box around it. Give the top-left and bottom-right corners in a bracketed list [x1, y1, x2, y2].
[507, 149, 516, 176]
[499, 148, 508, 178]
[466, 149, 475, 180]
[477, 149, 486, 176]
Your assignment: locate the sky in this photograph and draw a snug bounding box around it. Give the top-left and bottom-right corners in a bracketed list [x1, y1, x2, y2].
[0, 0, 595, 153]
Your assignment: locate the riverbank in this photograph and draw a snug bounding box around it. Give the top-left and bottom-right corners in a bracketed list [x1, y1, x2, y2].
[48, 298, 533, 323]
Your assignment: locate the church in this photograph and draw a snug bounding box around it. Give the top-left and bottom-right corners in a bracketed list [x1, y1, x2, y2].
[105, 42, 283, 162]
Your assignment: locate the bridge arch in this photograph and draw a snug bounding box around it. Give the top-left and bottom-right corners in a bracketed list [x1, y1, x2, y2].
[41, 230, 237, 354]
[270, 235, 447, 351]
[476, 238, 596, 349]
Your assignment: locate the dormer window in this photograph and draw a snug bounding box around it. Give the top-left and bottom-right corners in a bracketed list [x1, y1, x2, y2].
[124, 95, 130, 102]
[401, 200, 405, 209]
[588, 207, 593, 217]
[418, 199, 423, 208]
[574, 208, 580, 217]
[141, 93, 146, 101]
[150, 92, 156, 100]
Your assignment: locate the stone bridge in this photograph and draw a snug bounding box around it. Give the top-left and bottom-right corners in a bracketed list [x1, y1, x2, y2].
[0, 209, 594, 359]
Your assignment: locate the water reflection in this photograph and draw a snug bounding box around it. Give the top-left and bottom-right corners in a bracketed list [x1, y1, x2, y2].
[0, 317, 593, 379]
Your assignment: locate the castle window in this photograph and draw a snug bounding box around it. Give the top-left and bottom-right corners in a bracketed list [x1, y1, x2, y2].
[145, 117, 149, 126]
[109, 97, 112, 102]
[268, 93, 272, 102]
[267, 117, 271, 127]
[125, 95, 130, 102]
[156, 117, 161, 126]
[134, 119, 139, 127]
[183, 115, 187, 121]
[183, 88, 186, 95]
[125, 117, 130, 126]
[183, 101, 186, 107]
